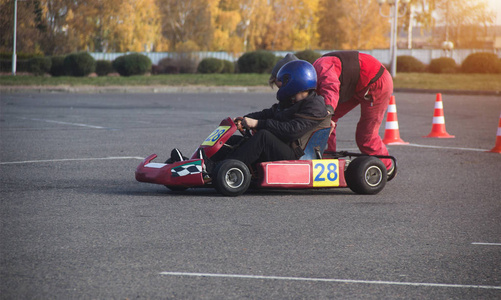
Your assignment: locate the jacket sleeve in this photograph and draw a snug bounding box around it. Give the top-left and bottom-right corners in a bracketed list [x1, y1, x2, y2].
[262, 118, 320, 141]
[244, 104, 277, 120]
[313, 56, 342, 109]
[255, 98, 327, 142]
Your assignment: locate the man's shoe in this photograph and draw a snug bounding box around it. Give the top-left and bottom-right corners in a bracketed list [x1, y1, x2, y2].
[198, 148, 215, 174]
[387, 163, 396, 181]
[171, 148, 185, 162]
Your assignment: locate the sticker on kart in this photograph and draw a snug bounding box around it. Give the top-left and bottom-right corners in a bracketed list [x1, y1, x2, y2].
[201, 126, 231, 146]
[312, 159, 339, 187]
[171, 160, 203, 177]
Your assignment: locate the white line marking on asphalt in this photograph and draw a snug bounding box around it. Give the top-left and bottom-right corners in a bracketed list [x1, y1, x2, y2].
[472, 242, 501, 246]
[0, 157, 144, 165]
[159, 272, 501, 290]
[398, 143, 488, 152]
[18, 117, 105, 129]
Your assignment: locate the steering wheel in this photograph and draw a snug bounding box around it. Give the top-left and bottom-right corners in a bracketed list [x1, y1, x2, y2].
[234, 117, 255, 138]
[234, 117, 245, 135]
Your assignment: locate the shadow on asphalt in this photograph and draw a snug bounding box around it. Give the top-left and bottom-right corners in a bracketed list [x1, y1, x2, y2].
[101, 185, 357, 198]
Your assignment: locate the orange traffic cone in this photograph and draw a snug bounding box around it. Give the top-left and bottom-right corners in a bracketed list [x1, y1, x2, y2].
[487, 112, 501, 153]
[383, 96, 409, 145]
[423, 93, 455, 138]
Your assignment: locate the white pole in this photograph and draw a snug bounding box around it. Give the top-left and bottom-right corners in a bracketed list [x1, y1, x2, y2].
[389, 5, 394, 65]
[390, 0, 398, 78]
[407, 5, 413, 49]
[12, 0, 18, 75]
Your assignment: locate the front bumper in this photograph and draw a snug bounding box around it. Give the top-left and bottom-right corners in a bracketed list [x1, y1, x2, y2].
[135, 154, 205, 187]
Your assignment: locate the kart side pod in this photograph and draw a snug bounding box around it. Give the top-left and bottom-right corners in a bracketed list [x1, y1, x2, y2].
[211, 154, 394, 197]
[256, 155, 390, 195]
[257, 159, 348, 189]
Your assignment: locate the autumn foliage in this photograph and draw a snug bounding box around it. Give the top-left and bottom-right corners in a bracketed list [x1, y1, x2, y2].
[0, 0, 394, 55]
[0, 0, 497, 77]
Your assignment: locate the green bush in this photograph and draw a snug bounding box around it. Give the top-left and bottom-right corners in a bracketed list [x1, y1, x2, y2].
[154, 57, 180, 74]
[28, 57, 52, 76]
[175, 55, 198, 74]
[294, 50, 321, 64]
[50, 55, 67, 76]
[221, 59, 235, 73]
[63, 52, 96, 77]
[152, 55, 199, 74]
[0, 53, 12, 60]
[0, 58, 12, 72]
[95, 60, 114, 76]
[0, 52, 42, 72]
[461, 52, 501, 74]
[112, 53, 152, 76]
[237, 50, 276, 73]
[17, 60, 31, 73]
[0, 53, 12, 72]
[0, 52, 43, 60]
[397, 56, 426, 73]
[428, 57, 457, 74]
[197, 58, 224, 74]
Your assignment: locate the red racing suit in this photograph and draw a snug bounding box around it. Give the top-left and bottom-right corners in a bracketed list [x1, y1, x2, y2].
[313, 52, 394, 169]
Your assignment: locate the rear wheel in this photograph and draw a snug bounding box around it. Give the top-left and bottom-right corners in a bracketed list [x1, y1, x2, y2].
[345, 156, 387, 195]
[213, 159, 251, 197]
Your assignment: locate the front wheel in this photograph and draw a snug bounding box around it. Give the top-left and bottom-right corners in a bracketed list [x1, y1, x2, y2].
[213, 159, 251, 197]
[345, 156, 387, 195]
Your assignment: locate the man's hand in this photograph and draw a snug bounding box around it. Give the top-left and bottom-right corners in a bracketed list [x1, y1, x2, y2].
[242, 117, 258, 129]
[234, 117, 245, 133]
[234, 116, 243, 126]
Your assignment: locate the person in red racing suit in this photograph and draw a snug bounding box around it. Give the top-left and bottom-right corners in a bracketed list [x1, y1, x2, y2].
[312, 51, 394, 175]
[228, 60, 332, 166]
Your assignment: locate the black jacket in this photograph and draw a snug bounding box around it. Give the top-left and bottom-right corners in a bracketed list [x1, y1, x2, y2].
[244, 92, 332, 147]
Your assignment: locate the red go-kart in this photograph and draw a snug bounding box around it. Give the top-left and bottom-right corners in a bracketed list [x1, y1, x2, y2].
[135, 117, 397, 196]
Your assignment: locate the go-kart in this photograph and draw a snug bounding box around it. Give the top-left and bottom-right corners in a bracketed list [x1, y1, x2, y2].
[135, 117, 397, 196]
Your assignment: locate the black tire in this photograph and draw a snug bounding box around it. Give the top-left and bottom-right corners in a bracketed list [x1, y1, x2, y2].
[213, 159, 251, 197]
[345, 156, 387, 195]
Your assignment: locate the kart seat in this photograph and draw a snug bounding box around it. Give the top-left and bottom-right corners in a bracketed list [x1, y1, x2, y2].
[300, 127, 331, 160]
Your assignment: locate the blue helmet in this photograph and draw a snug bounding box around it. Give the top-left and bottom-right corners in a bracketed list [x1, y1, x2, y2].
[276, 60, 317, 103]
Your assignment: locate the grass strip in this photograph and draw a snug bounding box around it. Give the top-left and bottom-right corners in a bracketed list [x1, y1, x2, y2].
[1, 73, 500, 92]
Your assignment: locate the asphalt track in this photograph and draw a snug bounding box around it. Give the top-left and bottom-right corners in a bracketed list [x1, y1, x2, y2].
[1, 91, 500, 299]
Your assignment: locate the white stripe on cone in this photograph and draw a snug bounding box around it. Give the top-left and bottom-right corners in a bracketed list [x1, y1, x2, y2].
[385, 121, 399, 130]
[433, 116, 445, 124]
[387, 104, 397, 113]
